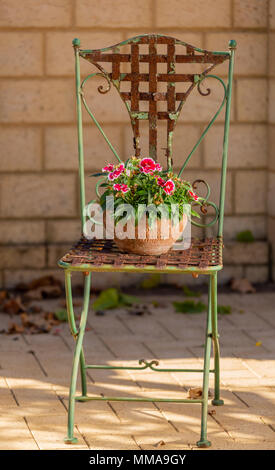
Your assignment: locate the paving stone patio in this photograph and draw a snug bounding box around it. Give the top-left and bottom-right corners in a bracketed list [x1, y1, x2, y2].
[1, 290, 275, 450]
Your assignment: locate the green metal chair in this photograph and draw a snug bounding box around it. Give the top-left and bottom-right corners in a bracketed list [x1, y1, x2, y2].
[58, 34, 236, 448]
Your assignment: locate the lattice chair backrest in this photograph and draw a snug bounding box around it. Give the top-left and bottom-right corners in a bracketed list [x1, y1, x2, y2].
[72, 34, 236, 237]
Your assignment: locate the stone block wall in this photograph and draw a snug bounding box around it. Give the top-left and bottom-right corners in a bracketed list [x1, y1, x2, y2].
[0, 0, 273, 287]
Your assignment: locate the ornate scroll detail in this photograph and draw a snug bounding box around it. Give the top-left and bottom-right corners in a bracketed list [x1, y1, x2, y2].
[190, 179, 219, 228]
[79, 70, 122, 163]
[178, 74, 227, 178]
[197, 78, 211, 96]
[138, 359, 160, 371]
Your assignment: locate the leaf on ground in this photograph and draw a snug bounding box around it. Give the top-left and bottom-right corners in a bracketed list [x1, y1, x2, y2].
[188, 387, 203, 398]
[154, 440, 165, 447]
[188, 387, 212, 399]
[119, 292, 140, 306]
[182, 285, 201, 297]
[54, 309, 68, 322]
[2, 297, 26, 315]
[127, 304, 148, 316]
[6, 310, 62, 335]
[230, 278, 256, 294]
[23, 285, 62, 301]
[140, 274, 161, 289]
[173, 300, 207, 314]
[217, 305, 232, 315]
[92, 288, 140, 312]
[16, 275, 62, 292]
[236, 230, 255, 243]
[92, 288, 120, 311]
[0, 290, 8, 304]
[7, 322, 25, 334]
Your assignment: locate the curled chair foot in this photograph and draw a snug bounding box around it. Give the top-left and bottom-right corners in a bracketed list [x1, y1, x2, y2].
[64, 436, 78, 444]
[212, 399, 224, 406]
[196, 439, 211, 448]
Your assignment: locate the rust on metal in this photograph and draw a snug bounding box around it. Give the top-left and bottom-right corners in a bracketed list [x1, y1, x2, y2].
[79, 34, 229, 167]
[60, 237, 223, 271]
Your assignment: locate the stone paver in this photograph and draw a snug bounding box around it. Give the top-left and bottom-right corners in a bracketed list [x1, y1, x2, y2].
[0, 291, 275, 450]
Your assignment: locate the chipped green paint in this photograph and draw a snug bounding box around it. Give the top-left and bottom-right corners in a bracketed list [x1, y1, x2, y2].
[131, 112, 148, 119]
[112, 79, 120, 89]
[167, 130, 173, 162]
[194, 74, 202, 84]
[168, 112, 179, 120]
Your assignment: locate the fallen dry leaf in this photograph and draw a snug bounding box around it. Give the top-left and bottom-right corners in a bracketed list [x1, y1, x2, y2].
[2, 297, 26, 315]
[22, 289, 43, 301]
[23, 284, 62, 302]
[7, 322, 24, 334]
[153, 440, 165, 448]
[16, 275, 62, 292]
[0, 290, 8, 304]
[188, 387, 212, 399]
[188, 387, 203, 399]
[5, 310, 62, 335]
[230, 278, 256, 294]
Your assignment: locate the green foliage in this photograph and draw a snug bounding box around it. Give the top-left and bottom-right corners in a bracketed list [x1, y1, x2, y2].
[54, 309, 68, 322]
[173, 300, 207, 314]
[119, 292, 140, 306]
[236, 230, 255, 243]
[92, 288, 139, 311]
[173, 300, 232, 315]
[217, 305, 232, 315]
[94, 157, 205, 224]
[140, 274, 161, 289]
[182, 285, 201, 297]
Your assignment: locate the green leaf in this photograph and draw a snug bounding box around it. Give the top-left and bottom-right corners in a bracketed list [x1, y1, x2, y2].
[54, 309, 68, 322]
[92, 288, 140, 311]
[119, 292, 140, 306]
[89, 172, 105, 177]
[190, 209, 201, 219]
[217, 305, 232, 315]
[92, 288, 120, 311]
[173, 300, 207, 314]
[140, 274, 161, 289]
[236, 230, 255, 243]
[182, 285, 201, 297]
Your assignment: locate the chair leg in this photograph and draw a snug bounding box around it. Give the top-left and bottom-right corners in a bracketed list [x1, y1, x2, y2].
[211, 272, 224, 406]
[197, 276, 212, 448]
[64, 271, 91, 444]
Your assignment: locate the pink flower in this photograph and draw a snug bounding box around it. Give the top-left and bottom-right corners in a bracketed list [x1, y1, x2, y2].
[163, 179, 175, 195]
[113, 183, 130, 193]
[102, 163, 114, 172]
[155, 163, 162, 172]
[188, 190, 199, 201]
[121, 184, 130, 193]
[157, 177, 165, 187]
[139, 158, 159, 174]
[108, 163, 125, 181]
[108, 172, 116, 181]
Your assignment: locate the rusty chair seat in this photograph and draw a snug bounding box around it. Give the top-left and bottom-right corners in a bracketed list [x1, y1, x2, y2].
[58, 236, 223, 274]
